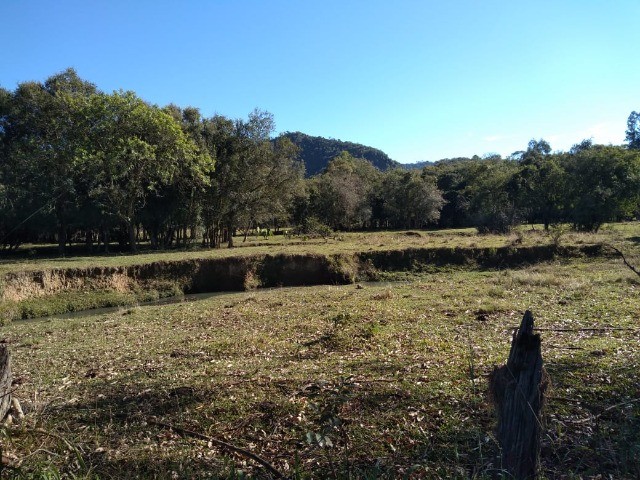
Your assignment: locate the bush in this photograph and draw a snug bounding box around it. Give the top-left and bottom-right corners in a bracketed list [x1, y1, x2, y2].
[294, 217, 333, 239]
[475, 209, 518, 234]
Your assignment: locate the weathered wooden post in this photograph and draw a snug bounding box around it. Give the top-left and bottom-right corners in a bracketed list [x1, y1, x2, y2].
[0, 344, 10, 421]
[490, 310, 548, 479]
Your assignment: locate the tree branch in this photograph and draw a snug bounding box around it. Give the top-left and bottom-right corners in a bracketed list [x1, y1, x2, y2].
[149, 419, 287, 479]
[605, 244, 640, 277]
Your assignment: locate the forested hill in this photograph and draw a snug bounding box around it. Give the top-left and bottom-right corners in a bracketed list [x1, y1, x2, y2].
[282, 131, 400, 176]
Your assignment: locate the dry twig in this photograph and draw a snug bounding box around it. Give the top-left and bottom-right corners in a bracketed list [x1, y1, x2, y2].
[149, 419, 287, 479]
[605, 244, 640, 277]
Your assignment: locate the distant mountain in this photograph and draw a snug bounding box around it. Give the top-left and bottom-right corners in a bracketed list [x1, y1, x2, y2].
[282, 131, 401, 176]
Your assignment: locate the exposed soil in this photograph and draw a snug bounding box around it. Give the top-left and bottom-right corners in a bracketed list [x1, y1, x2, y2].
[0, 245, 606, 320]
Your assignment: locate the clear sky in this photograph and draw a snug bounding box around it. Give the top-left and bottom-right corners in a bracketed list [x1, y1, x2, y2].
[1, 1, 638, 163]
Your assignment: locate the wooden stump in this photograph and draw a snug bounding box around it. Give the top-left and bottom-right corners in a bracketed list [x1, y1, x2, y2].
[0, 344, 11, 421]
[490, 310, 548, 480]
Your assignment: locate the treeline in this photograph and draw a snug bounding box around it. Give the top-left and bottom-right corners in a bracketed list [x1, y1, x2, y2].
[1, 69, 640, 253]
[297, 139, 640, 234]
[0, 69, 303, 252]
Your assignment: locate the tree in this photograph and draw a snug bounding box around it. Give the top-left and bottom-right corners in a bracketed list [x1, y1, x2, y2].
[508, 139, 566, 230]
[565, 145, 640, 231]
[139, 105, 214, 249]
[626, 111, 640, 150]
[377, 169, 444, 229]
[0, 69, 97, 252]
[467, 159, 521, 233]
[203, 109, 304, 248]
[83, 91, 210, 251]
[516, 155, 566, 229]
[427, 158, 482, 228]
[569, 138, 593, 154]
[309, 151, 380, 230]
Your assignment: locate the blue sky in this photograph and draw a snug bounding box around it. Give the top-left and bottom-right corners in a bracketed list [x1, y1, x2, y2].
[1, 1, 638, 163]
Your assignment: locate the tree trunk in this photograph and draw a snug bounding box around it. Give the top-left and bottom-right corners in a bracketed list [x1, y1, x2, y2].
[227, 219, 235, 248]
[85, 230, 93, 253]
[0, 344, 11, 421]
[57, 223, 67, 255]
[490, 310, 548, 480]
[128, 222, 137, 252]
[103, 228, 110, 253]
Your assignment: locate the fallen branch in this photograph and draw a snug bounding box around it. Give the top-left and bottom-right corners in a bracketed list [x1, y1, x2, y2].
[544, 344, 584, 350]
[150, 419, 286, 479]
[0, 388, 19, 401]
[597, 398, 640, 418]
[605, 244, 640, 277]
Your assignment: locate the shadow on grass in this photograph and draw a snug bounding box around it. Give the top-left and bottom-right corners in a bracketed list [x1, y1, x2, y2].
[56, 380, 209, 425]
[543, 354, 640, 479]
[44, 366, 502, 479]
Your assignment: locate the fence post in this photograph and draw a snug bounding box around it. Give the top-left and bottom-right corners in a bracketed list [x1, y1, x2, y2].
[0, 344, 10, 421]
[490, 310, 548, 479]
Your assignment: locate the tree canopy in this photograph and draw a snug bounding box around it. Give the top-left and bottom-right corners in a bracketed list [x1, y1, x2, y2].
[1, 69, 639, 251]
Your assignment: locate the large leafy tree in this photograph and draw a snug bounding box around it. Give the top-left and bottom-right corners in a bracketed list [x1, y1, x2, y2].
[565, 145, 640, 231]
[140, 105, 214, 249]
[378, 169, 444, 229]
[467, 158, 521, 233]
[426, 157, 485, 228]
[0, 69, 97, 251]
[83, 91, 211, 251]
[309, 151, 380, 230]
[509, 139, 566, 229]
[203, 109, 304, 247]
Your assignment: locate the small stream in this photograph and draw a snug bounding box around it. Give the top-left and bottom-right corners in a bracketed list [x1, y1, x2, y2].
[15, 291, 233, 325]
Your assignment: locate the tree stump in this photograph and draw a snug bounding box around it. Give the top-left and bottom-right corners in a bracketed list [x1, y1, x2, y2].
[490, 310, 548, 480]
[0, 344, 11, 421]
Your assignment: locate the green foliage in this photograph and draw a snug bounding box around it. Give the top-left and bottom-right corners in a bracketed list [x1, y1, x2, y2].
[376, 169, 444, 229]
[203, 110, 304, 248]
[0, 69, 98, 251]
[466, 158, 520, 233]
[82, 91, 212, 251]
[283, 131, 399, 176]
[294, 216, 334, 238]
[2, 69, 640, 249]
[307, 152, 380, 230]
[564, 145, 640, 231]
[625, 110, 640, 150]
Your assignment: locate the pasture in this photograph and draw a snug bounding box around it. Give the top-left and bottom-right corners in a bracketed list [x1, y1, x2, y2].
[0, 225, 638, 478]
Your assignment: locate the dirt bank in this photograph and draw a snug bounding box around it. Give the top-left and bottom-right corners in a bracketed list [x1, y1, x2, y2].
[0, 245, 605, 321]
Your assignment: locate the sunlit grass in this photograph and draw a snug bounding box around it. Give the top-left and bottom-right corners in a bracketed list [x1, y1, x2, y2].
[1, 256, 638, 478]
[0, 222, 637, 275]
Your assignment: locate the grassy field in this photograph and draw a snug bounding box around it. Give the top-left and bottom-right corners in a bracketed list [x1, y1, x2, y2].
[1, 252, 639, 478]
[0, 223, 637, 275]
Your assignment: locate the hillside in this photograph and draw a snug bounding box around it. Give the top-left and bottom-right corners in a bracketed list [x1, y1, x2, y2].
[282, 131, 400, 176]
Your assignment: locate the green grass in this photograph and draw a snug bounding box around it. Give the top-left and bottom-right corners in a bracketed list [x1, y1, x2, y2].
[1, 223, 635, 323]
[1, 254, 638, 478]
[0, 222, 637, 276]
